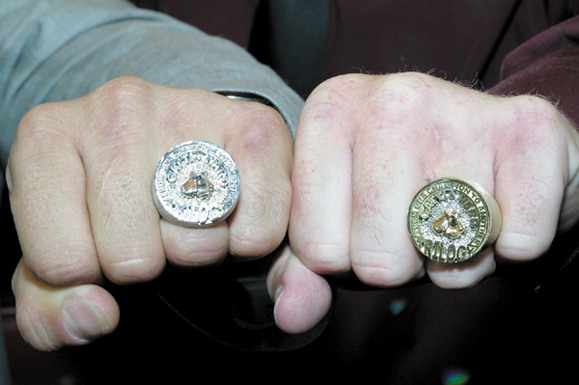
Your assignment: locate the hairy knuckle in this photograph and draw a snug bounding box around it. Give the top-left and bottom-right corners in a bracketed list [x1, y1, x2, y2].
[306, 74, 369, 116]
[505, 95, 566, 137]
[379, 72, 437, 114]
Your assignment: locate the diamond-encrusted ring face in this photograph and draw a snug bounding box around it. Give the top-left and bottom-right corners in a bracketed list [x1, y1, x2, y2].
[153, 141, 240, 227]
[407, 178, 502, 263]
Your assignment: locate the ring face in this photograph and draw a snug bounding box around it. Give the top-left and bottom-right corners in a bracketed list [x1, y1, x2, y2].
[407, 178, 501, 263]
[153, 141, 240, 227]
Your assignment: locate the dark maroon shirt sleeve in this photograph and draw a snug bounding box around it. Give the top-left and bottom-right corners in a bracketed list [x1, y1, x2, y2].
[491, 15, 579, 125]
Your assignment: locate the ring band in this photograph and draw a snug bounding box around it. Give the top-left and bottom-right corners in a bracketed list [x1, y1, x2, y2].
[407, 178, 502, 263]
[153, 140, 240, 227]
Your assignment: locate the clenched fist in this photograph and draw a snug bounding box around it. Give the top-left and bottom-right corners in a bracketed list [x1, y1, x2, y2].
[269, 72, 579, 334]
[8, 76, 293, 350]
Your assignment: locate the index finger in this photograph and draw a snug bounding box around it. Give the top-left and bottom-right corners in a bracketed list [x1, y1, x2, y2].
[288, 80, 354, 275]
[8, 102, 101, 286]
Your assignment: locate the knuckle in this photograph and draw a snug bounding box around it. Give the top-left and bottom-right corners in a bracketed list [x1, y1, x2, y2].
[306, 74, 369, 115]
[311, 73, 366, 96]
[505, 95, 565, 135]
[84, 76, 153, 144]
[162, 223, 229, 266]
[167, 243, 228, 266]
[509, 93, 558, 114]
[232, 103, 291, 150]
[497, 95, 569, 155]
[296, 241, 350, 274]
[377, 72, 437, 114]
[351, 250, 422, 287]
[91, 76, 151, 103]
[229, 230, 277, 258]
[103, 255, 164, 284]
[305, 72, 438, 137]
[14, 102, 71, 147]
[28, 248, 100, 286]
[495, 230, 549, 261]
[90, 76, 151, 114]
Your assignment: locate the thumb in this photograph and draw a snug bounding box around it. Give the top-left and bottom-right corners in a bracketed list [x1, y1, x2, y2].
[12, 259, 120, 351]
[267, 245, 332, 334]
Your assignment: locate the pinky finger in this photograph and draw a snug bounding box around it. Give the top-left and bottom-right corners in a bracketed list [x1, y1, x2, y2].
[12, 259, 120, 351]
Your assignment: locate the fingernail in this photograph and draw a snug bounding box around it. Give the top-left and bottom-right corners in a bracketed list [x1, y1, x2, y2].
[62, 297, 109, 343]
[273, 285, 285, 326]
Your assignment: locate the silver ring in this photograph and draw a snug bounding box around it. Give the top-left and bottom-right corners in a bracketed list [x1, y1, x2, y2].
[153, 140, 240, 227]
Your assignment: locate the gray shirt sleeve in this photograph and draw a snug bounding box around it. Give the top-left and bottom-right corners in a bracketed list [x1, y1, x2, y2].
[0, 0, 303, 166]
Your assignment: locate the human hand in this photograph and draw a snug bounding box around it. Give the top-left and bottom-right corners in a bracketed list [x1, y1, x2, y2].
[8, 77, 293, 350]
[268, 72, 579, 334]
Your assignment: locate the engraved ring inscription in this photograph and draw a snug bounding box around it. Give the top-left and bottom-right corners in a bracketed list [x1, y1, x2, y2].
[407, 178, 502, 263]
[153, 140, 240, 227]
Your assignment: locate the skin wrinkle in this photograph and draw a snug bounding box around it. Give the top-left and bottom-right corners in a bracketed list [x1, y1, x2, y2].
[79, 80, 152, 137]
[104, 257, 162, 282]
[351, 249, 422, 287]
[298, 241, 350, 274]
[20, 309, 49, 350]
[14, 265, 60, 350]
[33, 250, 99, 285]
[166, 242, 228, 267]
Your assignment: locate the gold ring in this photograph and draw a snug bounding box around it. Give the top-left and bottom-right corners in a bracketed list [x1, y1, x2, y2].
[407, 178, 502, 263]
